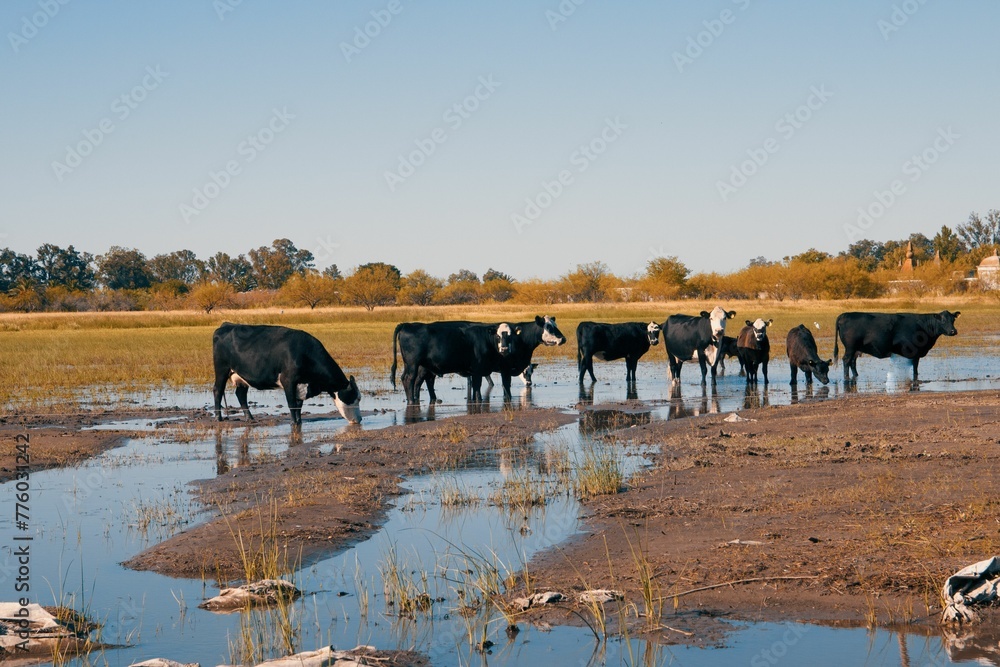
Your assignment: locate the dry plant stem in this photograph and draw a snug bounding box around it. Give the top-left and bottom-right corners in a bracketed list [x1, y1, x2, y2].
[656, 575, 819, 602]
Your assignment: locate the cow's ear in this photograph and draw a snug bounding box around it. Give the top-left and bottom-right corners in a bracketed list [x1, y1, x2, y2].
[727, 311, 737, 319]
[700, 311, 710, 318]
[825, 359, 832, 365]
[515, 327, 522, 335]
[745, 320, 752, 327]
[953, 311, 961, 319]
[535, 315, 544, 326]
[766, 319, 773, 326]
[531, 363, 539, 369]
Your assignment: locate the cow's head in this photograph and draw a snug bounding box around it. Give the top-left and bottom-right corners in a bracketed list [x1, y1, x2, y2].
[536, 315, 567, 346]
[746, 318, 773, 343]
[807, 358, 832, 385]
[334, 375, 362, 424]
[937, 310, 960, 336]
[496, 323, 514, 355]
[646, 321, 661, 346]
[701, 306, 737, 341]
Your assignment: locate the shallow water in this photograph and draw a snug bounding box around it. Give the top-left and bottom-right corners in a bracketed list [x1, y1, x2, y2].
[2, 343, 999, 665]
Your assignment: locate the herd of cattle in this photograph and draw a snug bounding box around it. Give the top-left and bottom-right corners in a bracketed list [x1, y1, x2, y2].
[211, 309, 962, 425]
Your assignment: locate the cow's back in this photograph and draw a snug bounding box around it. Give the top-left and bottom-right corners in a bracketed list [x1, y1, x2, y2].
[663, 314, 709, 358]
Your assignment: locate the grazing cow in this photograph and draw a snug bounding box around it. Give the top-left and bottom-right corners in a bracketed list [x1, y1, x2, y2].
[391, 321, 515, 403]
[736, 318, 772, 385]
[576, 321, 661, 383]
[786, 324, 831, 385]
[834, 311, 960, 381]
[212, 323, 361, 426]
[662, 306, 737, 383]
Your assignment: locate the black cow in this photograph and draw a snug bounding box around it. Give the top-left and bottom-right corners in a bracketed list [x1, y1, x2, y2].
[736, 318, 772, 385]
[834, 311, 960, 381]
[390, 321, 514, 403]
[212, 323, 361, 426]
[786, 324, 831, 385]
[576, 321, 661, 383]
[474, 315, 566, 399]
[662, 306, 737, 383]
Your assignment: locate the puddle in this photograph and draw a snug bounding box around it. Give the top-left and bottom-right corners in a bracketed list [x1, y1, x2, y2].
[2, 343, 998, 665]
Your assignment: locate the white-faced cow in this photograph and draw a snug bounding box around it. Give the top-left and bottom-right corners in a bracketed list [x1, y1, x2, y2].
[833, 311, 960, 381]
[576, 321, 661, 384]
[391, 321, 515, 403]
[786, 324, 831, 385]
[212, 323, 361, 426]
[662, 306, 737, 384]
[736, 318, 772, 385]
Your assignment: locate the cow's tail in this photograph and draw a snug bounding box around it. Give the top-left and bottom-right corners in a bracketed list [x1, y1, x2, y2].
[833, 316, 841, 362]
[390, 323, 402, 390]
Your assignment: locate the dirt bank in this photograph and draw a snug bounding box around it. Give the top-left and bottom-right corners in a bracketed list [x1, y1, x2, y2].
[517, 389, 1000, 640]
[125, 408, 577, 581]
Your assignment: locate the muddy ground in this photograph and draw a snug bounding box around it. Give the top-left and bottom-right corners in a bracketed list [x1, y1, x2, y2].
[13, 390, 1000, 648]
[522, 389, 1000, 642]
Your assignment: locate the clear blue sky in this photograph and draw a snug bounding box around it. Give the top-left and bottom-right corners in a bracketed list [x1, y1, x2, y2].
[2, 1, 997, 279]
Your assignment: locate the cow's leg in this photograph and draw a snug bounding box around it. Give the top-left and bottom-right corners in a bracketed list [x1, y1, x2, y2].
[578, 350, 588, 384]
[283, 384, 303, 426]
[789, 363, 798, 385]
[235, 384, 253, 421]
[696, 350, 709, 384]
[911, 357, 920, 381]
[425, 372, 438, 403]
[762, 358, 769, 385]
[666, 353, 681, 383]
[804, 368, 813, 384]
[469, 375, 483, 402]
[213, 373, 229, 421]
[501, 373, 513, 400]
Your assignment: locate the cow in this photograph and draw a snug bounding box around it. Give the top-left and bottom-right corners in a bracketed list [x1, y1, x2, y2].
[485, 363, 537, 389]
[786, 324, 831, 385]
[736, 318, 772, 385]
[681, 335, 741, 373]
[212, 323, 361, 426]
[390, 321, 515, 403]
[833, 311, 960, 381]
[662, 306, 737, 383]
[576, 321, 661, 384]
[475, 315, 566, 399]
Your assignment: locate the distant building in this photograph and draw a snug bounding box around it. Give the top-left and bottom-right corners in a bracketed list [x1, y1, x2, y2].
[978, 250, 1000, 289]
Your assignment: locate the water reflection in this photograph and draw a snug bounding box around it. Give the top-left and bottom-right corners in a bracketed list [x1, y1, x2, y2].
[789, 384, 832, 405]
[742, 384, 770, 410]
[664, 383, 720, 420]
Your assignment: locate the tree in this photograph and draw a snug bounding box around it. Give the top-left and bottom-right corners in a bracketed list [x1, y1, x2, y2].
[150, 249, 206, 285]
[0, 248, 43, 293]
[249, 239, 314, 289]
[560, 261, 612, 302]
[481, 268, 515, 302]
[36, 244, 96, 290]
[841, 239, 885, 272]
[398, 269, 442, 306]
[322, 264, 342, 280]
[932, 225, 965, 262]
[207, 252, 255, 291]
[447, 269, 478, 285]
[341, 264, 399, 310]
[97, 246, 152, 289]
[189, 281, 234, 314]
[957, 211, 1000, 249]
[280, 272, 339, 309]
[786, 248, 831, 264]
[747, 256, 773, 268]
[357, 262, 402, 287]
[646, 256, 689, 285]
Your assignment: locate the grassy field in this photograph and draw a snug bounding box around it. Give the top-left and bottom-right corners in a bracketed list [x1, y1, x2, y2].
[1, 298, 995, 413]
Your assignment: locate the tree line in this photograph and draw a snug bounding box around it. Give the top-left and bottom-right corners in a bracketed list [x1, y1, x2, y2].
[2, 211, 998, 313]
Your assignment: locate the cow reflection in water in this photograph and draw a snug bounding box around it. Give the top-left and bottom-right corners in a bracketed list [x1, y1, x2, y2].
[665, 383, 720, 420]
[790, 383, 832, 405]
[576, 382, 639, 405]
[742, 384, 770, 410]
[403, 403, 435, 424]
[214, 426, 256, 476]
